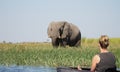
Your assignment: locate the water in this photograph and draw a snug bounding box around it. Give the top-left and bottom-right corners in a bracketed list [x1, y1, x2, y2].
[0, 65, 120, 72]
[0, 65, 57, 72]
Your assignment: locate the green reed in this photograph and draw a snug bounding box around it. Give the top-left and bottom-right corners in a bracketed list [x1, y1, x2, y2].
[0, 38, 120, 68]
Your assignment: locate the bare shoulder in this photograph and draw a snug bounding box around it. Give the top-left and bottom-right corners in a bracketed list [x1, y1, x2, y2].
[91, 55, 100, 71]
[93, 54, 100, 63]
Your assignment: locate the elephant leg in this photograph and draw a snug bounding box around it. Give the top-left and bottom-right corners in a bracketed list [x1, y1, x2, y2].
[68, 40, 80, 47]
[59, 38, 67, 47]
[62, 41, 67, 47]
[52, 38, 59, 48]
[59, 39, 63, 46]
[75, 40, 81, 47]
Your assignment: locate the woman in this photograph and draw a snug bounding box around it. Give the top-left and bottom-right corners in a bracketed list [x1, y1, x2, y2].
[78, 35, 116, 72]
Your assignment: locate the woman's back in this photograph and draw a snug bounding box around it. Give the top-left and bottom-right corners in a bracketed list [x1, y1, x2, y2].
[95, 52, 116, 72]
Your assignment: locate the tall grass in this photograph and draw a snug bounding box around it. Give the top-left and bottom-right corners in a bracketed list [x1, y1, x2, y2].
[0, 38, 120, 68]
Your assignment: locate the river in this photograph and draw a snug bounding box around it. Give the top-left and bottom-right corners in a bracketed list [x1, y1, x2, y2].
[0, 65, 57, 72]
[0, 65, 120, 72]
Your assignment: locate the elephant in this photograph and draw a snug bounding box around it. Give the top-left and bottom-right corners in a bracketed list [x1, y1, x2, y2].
[47, 21, 81, 47]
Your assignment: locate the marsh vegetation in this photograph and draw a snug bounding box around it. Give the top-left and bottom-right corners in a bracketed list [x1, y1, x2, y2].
[0, 38, 120, 68]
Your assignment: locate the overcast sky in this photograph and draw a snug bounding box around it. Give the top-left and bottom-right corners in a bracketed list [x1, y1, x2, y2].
[0, 0, 120, 42]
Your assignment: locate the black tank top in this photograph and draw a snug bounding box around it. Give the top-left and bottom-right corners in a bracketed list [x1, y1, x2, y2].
[95, 52, 116, 72]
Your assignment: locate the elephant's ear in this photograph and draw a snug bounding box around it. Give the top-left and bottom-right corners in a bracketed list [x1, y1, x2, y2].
[61, 22, 72, 38]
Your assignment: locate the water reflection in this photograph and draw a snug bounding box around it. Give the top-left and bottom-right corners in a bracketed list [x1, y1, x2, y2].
[0, 65, 57, 72]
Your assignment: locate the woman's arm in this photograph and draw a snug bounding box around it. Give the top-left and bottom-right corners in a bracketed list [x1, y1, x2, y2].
[90, 55, 100, 72]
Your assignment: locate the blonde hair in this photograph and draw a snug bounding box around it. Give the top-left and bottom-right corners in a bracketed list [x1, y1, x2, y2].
[99, 35, 109, 49]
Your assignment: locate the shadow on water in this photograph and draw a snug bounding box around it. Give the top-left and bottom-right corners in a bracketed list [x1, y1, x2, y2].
[0, 65, 57, 72]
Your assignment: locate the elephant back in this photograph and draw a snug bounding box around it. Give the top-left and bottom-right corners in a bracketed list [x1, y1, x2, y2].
[69, 23, 81, 40]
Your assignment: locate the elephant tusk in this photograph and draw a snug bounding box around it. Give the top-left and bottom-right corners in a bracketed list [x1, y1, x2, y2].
[58, 36, 61, 38]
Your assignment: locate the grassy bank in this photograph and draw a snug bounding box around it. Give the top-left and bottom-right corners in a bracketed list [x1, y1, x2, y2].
[0, 38, 120, 68]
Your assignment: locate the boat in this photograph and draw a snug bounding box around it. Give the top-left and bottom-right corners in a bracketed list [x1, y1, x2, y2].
[57, 67, 120, 72]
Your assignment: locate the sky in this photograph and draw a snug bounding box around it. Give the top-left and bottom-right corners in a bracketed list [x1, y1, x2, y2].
[0, 0, 120, 43]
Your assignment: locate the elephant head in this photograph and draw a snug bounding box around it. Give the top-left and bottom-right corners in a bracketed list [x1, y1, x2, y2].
[47, 21, 72, 39]
[59, 22, 72, 39]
